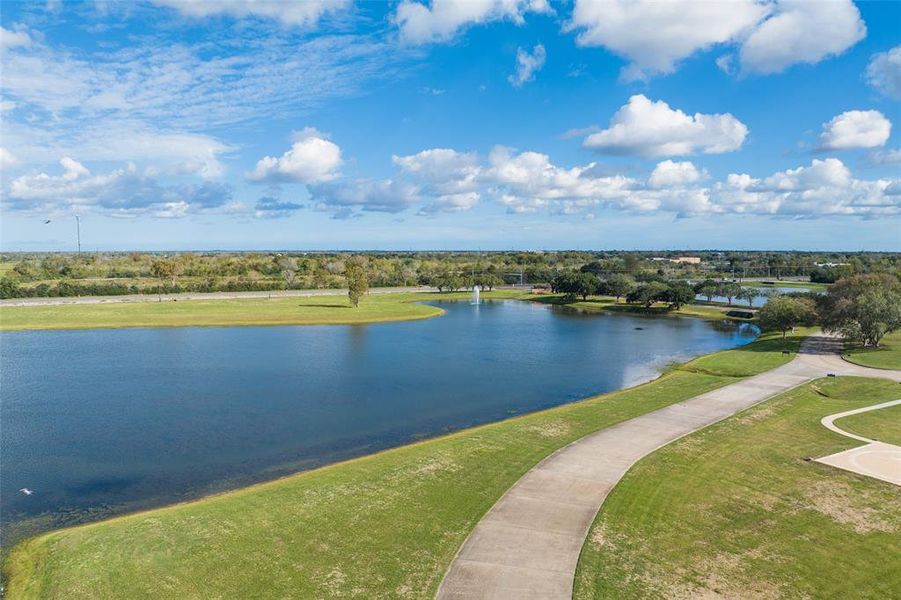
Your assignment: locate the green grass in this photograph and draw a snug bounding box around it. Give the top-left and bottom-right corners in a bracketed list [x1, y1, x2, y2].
[574, 377, 901, 600]
[843, 330, 901, 370]
[0, 291, 527, 331]
[2, 332, 806, 599]
[834, 403, 901, 445]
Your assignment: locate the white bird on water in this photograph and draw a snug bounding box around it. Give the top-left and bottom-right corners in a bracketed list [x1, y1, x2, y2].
[20, 488, 34, 496]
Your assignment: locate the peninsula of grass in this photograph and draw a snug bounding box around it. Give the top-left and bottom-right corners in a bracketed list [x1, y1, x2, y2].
[574, 376, 901, 600]
[834, 402, 901, 445]
[3, 331, 804, 599]
[842, 330, 901, 370]
[532, 294, 757, 322]
[0, 290, 528, 331]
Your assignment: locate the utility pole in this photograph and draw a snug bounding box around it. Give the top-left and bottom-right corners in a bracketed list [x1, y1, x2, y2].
[75, 215, 81, 253]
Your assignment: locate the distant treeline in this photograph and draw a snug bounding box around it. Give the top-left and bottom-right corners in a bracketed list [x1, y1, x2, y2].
[1, 250, 898, 299]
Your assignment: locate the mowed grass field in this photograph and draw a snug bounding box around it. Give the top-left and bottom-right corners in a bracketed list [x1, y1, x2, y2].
[3, 332, 805, 599]
[835, 403, 901, 445]
[843, 330, 901, 370]
[574, 377, 901, 599]
[0, 291, 529, 331]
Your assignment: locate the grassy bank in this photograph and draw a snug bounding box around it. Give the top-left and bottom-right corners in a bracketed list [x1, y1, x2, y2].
[834, 403, 901, 445]
[2, 332, 804, 599]
[0, 291, 527, 331]
[574, 377, 901, 599]
[843, 330, 901, 370]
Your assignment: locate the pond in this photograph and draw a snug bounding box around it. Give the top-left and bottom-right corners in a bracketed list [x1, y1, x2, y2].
[0, 300, 758, 540]
[695, 285, 814, 308]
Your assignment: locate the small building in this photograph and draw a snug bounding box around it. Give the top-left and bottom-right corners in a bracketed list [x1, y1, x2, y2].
[673, 256, 701, 264]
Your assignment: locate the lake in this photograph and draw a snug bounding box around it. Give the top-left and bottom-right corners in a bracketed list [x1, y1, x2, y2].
[695, 285, 814, 308]
[0, 300, 758, 540]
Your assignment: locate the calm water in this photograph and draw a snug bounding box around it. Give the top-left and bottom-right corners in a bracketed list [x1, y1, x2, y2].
[695, 286, 814, 308]
[1, 301, 757, 539]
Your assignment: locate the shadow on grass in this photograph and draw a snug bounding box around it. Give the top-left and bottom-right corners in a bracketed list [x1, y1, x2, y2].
[298, 303, 351, 309]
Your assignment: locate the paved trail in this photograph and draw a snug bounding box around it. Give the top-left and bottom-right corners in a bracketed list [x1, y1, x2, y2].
[436, 336, 900, 600]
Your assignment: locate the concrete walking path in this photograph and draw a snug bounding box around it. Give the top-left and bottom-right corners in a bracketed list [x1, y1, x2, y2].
[815, 399, 901, 487]
[436, 336, 901, 600]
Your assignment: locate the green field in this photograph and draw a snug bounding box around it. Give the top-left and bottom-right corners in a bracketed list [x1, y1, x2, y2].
[843, 330, 901, 370]
[0, 291, 530, 331]
[2, 332, 805, 599]
[0, 291, 756, 331]
[834, 403, 901, 445]
[574, 377, 901, 599]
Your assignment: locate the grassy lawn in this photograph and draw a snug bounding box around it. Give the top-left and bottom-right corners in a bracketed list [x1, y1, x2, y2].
[0, 291, 528, 331]
[2, 332, 804, 599]
[843, 330, 901, 370]
[574, 377, 901, 600]
[834, 403, 901, 445]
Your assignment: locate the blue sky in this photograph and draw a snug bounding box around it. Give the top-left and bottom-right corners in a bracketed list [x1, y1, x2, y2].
[1, 0, 899, 251]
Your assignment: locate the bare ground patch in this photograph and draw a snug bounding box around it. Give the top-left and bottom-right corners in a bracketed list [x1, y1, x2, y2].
[804, 480, 896, 534]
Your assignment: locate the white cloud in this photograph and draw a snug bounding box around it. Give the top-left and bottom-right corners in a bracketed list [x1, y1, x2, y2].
[508, 44, 546, 87]
[150, 0, 350, 26]
[1, 147, 21, 169]
[568, 0, 765, 80]
[866, 45, 901, 100]
[869, 149, 901, 166]
[248, 129, 342, 184]
[0, 26, 32, 51]
[567, 0, 865, 79]
[818, 110, 891, 150]
[394, 0, 550, 44]
[4, 158, 234, 217]
[309, 179, 421, 215]
[648, 160, 707, 189]
[419, 192, 481, 214]
[740, 0, 866, 75]
[582, 95, 748, 157]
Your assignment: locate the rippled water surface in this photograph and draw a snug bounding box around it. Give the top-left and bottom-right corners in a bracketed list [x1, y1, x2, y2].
[1, 300, 758, 538]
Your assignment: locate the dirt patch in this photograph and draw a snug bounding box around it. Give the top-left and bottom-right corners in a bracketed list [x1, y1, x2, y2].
[588, 522, 607, 550]
[412, 456, 461, 476]
[804, 480, 895, 534]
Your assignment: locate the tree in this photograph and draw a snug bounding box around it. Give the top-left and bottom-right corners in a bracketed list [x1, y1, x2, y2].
[758, 296, 817, 339]
[819, 274, 901, 347]
[344, 256, 370, 308]
[716, 282, 742, 305]
[476, 273, 503, 291]
[605, 274, 635, 302]
[736, 287, 758, 307]
[694, 279, 719, 302]
[627, 282, 668, 308]
[150, 258, 181, 301]
[663, 281, 695, 310]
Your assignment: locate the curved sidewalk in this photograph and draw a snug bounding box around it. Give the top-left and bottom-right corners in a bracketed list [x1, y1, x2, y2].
[436, 336, 900, 600]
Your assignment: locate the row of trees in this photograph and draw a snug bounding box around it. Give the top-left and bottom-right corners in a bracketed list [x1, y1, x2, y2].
[758, 274, 901, 347]
[550, 272, 699, 310]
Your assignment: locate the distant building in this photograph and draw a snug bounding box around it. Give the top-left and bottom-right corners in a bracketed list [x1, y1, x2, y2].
[674, 256, 701, 264]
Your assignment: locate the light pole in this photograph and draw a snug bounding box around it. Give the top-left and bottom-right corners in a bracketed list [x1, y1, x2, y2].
[75, 215, 81, 253]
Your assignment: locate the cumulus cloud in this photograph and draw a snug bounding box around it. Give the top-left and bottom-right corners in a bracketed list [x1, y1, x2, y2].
[866, 45, 901, 99]
[150, 0, 350, 26]
[391, 146, 899, 218]
[508, 44, 546, 87]
[647, 160, 707, 189]
[739, 0, 865, 75]
[4, 158, 234, 217]
[1, 147, 21, 169]
[568, 0, 765, 80]
[394, 0, 550, 44]
[254, 196, 306, 219]
[309, 179, 421, 216]
[818, 110, 891, 150]
[567, 0, 865, 79]
[248, 129, 342, 184]
[0, 26, 32, 51]
[869, 149, 901, 166]
[581, 95, 748, 157]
